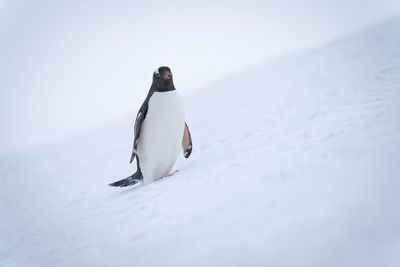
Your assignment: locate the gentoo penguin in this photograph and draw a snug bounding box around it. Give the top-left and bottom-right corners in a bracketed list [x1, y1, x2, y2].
[109, 66, 192, 187]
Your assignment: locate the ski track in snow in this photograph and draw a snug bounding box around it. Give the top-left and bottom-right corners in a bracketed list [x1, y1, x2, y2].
[1, 18, 400, 267]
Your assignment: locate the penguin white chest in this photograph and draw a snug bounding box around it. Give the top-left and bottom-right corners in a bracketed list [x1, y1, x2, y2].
[138, 91, 185, 183]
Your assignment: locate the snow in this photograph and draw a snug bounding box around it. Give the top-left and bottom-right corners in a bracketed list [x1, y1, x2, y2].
[1, 17, 400, 267]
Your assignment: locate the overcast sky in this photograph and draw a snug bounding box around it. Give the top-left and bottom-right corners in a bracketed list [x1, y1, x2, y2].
[1, 0, 400, 156]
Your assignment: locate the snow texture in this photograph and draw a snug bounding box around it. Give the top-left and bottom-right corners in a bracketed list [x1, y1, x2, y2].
[1, 18, 400, 267]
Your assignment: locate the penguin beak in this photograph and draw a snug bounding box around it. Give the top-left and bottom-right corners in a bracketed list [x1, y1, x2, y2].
[162, 73, 169, 79]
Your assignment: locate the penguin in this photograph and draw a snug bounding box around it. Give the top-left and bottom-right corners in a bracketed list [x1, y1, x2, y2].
[109, 66, 192, 187]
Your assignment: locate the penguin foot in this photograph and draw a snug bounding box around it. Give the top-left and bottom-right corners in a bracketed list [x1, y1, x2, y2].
[166, 170, 179, 177]
[109, 171, 143, 187]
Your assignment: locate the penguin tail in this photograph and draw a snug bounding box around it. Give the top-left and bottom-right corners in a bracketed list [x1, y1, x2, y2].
[108, 171, 143, 187]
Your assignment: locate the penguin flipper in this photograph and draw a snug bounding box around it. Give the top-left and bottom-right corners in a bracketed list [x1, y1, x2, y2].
[130, 98, 149, 163]
[108, 171, 143, 187]
[182, 122, 192, 158]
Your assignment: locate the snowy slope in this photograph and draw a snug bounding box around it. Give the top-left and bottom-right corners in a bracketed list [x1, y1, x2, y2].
[1, 17, 400, 267]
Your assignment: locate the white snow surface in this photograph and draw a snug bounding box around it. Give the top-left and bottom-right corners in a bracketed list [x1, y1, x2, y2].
[1, 18, 400, 267]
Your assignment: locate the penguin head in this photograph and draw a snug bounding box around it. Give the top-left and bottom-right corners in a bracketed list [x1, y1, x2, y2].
[153, 66, 174, 91]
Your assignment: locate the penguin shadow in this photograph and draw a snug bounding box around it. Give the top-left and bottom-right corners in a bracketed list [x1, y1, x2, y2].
[108, 182, 144, 198]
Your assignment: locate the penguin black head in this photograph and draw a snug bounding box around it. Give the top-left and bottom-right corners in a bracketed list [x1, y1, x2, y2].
[153, 66, 175, 91]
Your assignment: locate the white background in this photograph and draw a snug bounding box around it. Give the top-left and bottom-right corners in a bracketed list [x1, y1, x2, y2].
[1, 0, 400, 155]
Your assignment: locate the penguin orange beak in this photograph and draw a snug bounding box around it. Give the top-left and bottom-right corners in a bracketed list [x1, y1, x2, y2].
[162, 74, 169, 79]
